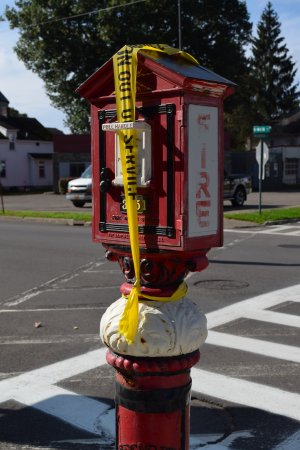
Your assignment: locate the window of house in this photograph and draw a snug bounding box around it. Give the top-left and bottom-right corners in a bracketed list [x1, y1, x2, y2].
[8, 132, 16, 150]
[70, 163, 86, 177]
[0, 160, 6, 178]
[9, 138, 15, 150]
[273, 162, 279, 178]
[285, 158, 298, 176]
[38, 161, 45, 178]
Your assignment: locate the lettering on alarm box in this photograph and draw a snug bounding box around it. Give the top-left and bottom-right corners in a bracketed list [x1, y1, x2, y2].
[188, 105, 218, 237]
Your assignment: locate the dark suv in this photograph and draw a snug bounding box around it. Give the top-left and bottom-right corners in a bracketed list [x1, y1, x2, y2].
[224, 170, 252, 206]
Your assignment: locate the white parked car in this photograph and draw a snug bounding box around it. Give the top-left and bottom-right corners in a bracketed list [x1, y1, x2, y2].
[66, 165, 92, 207]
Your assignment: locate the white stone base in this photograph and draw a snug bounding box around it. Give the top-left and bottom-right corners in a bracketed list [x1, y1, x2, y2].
[100, 296, 207, 357]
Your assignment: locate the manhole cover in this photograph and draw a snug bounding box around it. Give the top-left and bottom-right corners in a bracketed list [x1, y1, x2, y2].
[193, 279, 249, 290]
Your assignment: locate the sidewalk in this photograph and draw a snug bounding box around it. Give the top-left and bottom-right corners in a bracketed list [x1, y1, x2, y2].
[223, 218, 260, 229]
[225, 190, 300, 211]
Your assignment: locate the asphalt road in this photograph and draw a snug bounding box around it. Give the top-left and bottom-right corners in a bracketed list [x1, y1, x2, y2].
[1, 189, 300, 213]
[0, 218, 299, 449]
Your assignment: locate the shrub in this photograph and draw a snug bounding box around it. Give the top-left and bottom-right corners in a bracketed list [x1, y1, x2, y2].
[58, 177, 75, 194]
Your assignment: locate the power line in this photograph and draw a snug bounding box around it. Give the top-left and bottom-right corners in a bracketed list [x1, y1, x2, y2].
[37, 0, 147, 26]
[1, 0, 147, 30]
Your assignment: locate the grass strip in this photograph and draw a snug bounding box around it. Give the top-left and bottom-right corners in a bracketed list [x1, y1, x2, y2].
[1, 207, 299, 225]
[224, 207, 300, 224]
[0, 210, 92, 222]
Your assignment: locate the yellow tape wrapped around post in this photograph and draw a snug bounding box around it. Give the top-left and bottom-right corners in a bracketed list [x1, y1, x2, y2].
[113, 44, 198, 344]
[113, 46, 140, 344]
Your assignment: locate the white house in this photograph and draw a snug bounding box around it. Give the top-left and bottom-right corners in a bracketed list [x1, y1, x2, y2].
[0, 92, 55, 191]
[270, 110, 300, 186]
[269, 146, 300, 186]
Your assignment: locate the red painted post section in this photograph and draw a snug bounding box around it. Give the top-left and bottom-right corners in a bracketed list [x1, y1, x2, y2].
[107, 350, 200, 450]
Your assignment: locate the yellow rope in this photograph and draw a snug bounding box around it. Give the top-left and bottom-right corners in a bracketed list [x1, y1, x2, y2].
[113, 45, 198, 344]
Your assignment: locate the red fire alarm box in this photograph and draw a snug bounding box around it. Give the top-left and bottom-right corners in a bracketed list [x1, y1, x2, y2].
[77, 50, 234, 252]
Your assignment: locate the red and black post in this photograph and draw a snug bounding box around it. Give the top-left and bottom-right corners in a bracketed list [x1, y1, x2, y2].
[107, 350, 200, 450]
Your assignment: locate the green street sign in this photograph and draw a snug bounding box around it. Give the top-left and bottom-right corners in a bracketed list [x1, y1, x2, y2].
[253, 125, 271, 135]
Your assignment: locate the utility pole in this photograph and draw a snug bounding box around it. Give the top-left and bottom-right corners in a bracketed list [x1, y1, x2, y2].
[178, 0, 182, 49]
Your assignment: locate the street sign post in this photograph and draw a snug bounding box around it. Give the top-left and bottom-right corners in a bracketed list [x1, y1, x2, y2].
[256, 141, 269, 181]
[253, 125, 271, 214]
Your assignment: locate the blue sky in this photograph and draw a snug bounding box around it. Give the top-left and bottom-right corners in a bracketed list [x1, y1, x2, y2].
[1, 1, 300, 133]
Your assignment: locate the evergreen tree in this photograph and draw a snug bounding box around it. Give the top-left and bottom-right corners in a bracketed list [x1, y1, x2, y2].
[5, 0, 252, 133]
[250, 2, 299, 123]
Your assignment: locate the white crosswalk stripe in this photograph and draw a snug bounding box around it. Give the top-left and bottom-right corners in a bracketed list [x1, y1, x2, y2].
[0, 285, 299, 448]
[196, 284, 300, 422]
[225, 223, 300, 236]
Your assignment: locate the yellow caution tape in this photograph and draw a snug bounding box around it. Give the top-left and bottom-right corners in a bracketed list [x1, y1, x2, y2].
[113, 44, 198, 344]
[119, 281, 188, 344]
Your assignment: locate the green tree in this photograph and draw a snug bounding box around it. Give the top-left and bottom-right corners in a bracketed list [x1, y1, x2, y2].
[250, 1, 299, 123]
[5, 0, 252, 133]
[8, 107, 27, 117]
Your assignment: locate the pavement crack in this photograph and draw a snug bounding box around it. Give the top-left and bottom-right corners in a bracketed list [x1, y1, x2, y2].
[2, 260, 100, 307]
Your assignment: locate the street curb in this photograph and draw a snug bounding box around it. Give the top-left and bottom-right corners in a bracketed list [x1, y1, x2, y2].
[0, 215, 92, 226]
[1, 215, 299, 229]
[264, 217, 300, 226]
[224, 217, 300, 229]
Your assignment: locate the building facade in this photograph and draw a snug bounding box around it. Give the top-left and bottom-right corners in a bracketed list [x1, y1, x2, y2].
[53, 134, 91, 193]
[0, 92, 55, 191]
[228, 111, 300, 190]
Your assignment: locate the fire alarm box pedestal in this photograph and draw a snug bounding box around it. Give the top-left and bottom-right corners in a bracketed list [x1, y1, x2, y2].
[77, 46, 235, 449]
